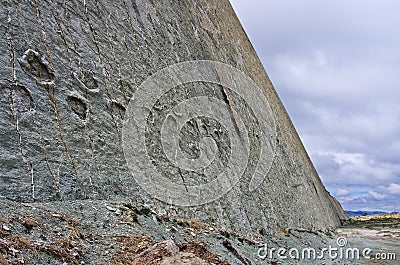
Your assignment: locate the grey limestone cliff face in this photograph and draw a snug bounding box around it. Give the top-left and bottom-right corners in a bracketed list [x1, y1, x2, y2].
[0, 0, 346, 237]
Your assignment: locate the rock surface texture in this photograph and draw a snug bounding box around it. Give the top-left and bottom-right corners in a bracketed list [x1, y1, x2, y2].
[0, 0, 347, 244]
[0, 198, 348, 264]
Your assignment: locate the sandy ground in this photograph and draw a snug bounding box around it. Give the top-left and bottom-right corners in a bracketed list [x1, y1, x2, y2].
[335, 213, 399, 265]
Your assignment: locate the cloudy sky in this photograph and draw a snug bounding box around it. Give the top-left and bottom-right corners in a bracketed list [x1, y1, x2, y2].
[230, 0, 400, 212]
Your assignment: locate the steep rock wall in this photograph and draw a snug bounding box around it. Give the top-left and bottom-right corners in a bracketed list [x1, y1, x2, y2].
[0, 0, 346, 237]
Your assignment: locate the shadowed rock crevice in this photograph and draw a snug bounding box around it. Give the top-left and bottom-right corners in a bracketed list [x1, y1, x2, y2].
[67, 95, 88, 120]
[17, 49, 54, 83]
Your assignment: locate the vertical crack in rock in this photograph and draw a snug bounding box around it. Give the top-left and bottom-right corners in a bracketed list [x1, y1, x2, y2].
[82, 0, 120, 135]
[45, 84, 87, 196]
[51, 2, 97, 185]
[221, 86, 242, 141]
[31, 0, 87, 196]
[4, 3, 17, 83]
[122, 0, 140, 47]
[2, 84, 35, 200]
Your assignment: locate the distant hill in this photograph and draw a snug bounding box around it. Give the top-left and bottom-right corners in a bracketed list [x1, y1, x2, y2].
[346, 210, 388, 217]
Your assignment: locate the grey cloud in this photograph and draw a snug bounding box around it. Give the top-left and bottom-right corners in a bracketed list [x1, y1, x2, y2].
[230, 0, 400, 211]
[387, 183, 400, 194]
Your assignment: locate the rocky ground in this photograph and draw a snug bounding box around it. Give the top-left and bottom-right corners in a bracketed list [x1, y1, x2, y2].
[0, 197, 341, 265]
[1, 197, 398, 264]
